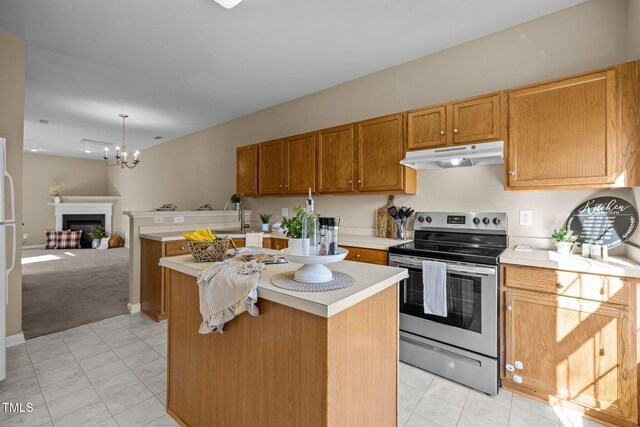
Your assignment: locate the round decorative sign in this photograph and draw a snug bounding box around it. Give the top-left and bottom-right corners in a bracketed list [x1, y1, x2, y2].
[565, 197, 638, 248]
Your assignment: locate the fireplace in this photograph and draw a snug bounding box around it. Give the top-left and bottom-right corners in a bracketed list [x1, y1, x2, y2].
[62, 214, 106, 248]
[51, 202, 114, 248]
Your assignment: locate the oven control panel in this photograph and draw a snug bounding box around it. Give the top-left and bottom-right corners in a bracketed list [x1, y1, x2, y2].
[415, 212, 507, 233]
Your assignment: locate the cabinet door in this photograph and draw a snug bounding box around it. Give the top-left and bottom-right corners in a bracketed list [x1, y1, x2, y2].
[407, 106, 446, 149]
[285, 133, 315, 195]
[504, 290, 633, 422]
[271, 238, 288, 251]
[452, 94, 501, 144]
[258, 140, 284, 195]
[236, 145, 258, 196]
[317, 125, 356, 193]
[507, 70, 618, 189]
[356, 114, 405, 192]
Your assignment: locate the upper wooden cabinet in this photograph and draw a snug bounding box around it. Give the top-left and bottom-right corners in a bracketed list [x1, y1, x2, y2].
[258, 140, 285, 195]
[407, 106, 446, 149]
[317, 124, 356, 194]
[284, 132, 315, 195]
[452, 94, 502, 144]
[356, 114, 406, 192]
[408, 93, 503, 150]
[236, 144, 258, 196]
[506, 61, 640, 191]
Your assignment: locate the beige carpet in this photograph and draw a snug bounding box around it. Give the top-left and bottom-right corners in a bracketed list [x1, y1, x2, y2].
[21, 247, 130, 339]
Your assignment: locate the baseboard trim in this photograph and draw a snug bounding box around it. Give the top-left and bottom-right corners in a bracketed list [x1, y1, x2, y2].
[6, 333, 25, 347]
[128, 303, 141, 313]
[22, 245, 43, 250]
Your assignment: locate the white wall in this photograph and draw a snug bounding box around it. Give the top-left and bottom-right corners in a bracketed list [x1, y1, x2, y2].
[22, 152, 109, 246]
[108, 0, 640, 244]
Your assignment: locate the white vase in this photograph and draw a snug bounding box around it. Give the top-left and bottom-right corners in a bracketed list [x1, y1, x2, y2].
[91, 239, 100, 249]
[555, 242, 574, 255]
[288, 238, 310, 256]
[261, 223, 269, 232]
[54, 196, 61, 203]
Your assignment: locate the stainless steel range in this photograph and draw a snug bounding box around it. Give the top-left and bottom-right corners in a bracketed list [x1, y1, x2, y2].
[388, 212, 508, 395]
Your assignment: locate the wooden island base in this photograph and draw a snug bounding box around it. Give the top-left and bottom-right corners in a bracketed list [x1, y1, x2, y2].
[166, 269, 399, 427]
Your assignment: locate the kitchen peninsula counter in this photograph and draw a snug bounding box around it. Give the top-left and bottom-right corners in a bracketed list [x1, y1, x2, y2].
[160, 254, 407, 426]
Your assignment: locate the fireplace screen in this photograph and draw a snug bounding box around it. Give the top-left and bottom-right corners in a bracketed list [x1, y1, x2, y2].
[62, 214, 106, 248]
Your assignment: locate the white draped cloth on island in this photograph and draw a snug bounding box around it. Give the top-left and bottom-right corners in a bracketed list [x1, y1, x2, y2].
[196, 260, 264, 333]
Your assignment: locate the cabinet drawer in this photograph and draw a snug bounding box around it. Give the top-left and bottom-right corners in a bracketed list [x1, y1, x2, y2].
[271, 238, 288, 251]
[165, 240, 190, 256]
[503, 265, 631, 305]
[343, 246, 388, 265]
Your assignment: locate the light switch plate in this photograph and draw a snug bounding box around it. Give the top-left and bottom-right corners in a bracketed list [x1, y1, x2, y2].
[281, 208, 288, 218]
[153, 216, 165, 224]
[174, 216, 184, 223]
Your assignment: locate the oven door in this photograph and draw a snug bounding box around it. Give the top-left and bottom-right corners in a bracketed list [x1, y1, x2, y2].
[389, 254, 498, 358]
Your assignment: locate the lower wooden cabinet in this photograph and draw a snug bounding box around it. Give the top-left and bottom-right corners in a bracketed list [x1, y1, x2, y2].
[270, 238, 288, 251]
[140, 237, 190, 322]
[343, 246, 388, 265]
[501, 265, 638, 426]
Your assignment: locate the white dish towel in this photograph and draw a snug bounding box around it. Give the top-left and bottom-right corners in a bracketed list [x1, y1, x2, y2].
[422, 260, 447, 317]
[197, 260, 264, 334]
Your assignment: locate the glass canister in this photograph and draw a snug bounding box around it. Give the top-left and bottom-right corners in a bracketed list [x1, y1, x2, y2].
[325, 217, 340, 255]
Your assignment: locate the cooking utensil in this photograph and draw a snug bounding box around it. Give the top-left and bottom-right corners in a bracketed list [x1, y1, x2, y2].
[388, 206, 398, 219]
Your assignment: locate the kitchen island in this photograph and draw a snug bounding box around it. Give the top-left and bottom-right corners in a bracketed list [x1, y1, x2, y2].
[159, 254, 407, 427]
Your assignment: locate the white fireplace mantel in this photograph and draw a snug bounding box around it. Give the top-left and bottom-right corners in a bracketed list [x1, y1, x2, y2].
[49, 202, 113, 234]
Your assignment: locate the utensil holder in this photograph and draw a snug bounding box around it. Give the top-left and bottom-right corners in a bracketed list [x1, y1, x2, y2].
[396, 219, 407, 240]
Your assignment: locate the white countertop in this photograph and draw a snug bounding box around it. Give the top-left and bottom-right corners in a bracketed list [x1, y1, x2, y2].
[500, 246, 640, 278]
[140, 230, 271, 241]
[141, 229, 410, 250]
[159, 254, 408, 318]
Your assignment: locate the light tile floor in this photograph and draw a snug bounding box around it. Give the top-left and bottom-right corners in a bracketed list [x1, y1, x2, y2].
[0, 313, 176, 427]
[398, 362, 604, 427]
[0, 313, 606, 427]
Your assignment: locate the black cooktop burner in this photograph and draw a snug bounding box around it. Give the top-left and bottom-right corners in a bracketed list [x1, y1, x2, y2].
[388, 231, 508, 265]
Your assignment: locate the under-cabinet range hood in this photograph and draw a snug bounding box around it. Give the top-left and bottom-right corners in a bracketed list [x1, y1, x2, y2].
[400, 141, 504, 170]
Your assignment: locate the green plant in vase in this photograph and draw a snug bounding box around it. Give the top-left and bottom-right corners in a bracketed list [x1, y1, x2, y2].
[259, 212, 273, 232]
[280, 207, 318, 255]
[88, 226, 107, 249]
[551, 228, 578, 255]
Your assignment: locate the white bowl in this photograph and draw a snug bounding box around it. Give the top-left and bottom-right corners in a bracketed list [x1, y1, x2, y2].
[280, 248, 349, 283]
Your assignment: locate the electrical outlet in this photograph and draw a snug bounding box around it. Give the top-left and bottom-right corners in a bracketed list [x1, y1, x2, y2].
[153, 216, 165, 224]
[174, 216, 184, 223]
[519, 210, 533, 226]
[281, 208, 288, 218]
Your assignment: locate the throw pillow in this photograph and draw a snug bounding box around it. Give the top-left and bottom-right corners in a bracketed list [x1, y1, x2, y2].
[44, 231, 58, 249]
[57, 230, 82, 249]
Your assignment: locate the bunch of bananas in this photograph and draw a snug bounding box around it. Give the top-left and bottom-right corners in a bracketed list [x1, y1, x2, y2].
[182, 227, 217, 242]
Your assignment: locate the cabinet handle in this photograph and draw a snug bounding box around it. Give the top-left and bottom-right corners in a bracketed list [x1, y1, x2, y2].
[357, 180, 362, 185]
[508, 171, 516, 176]
[599, 349, 605, 356]
[252, 186, 256, 189]
[180, 246, 185, 250]
[279, 184, 283, 188]
[453, 128, 459, 134]
[356, 254, 361, 259]
[284, 184, 289, 188]
[556, 283, 564, 289]
[440, 130, 445, 136]
[506, 305, 512, 311]
[348, 180, 353, 184]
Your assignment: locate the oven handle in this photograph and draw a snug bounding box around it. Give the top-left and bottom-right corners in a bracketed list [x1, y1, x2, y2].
[390, 257, 495, 276]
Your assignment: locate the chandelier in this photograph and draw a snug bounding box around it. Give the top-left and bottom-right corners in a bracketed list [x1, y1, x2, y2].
[104, 114, 140, 169]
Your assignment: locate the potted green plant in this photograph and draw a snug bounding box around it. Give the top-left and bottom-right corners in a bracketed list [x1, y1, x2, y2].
[259, 212, 273, 232]
[230, 194, 241, 210]
[280, 207, 318, 255]
[551, 228, 578, 255]
[88, 226, 107, 249]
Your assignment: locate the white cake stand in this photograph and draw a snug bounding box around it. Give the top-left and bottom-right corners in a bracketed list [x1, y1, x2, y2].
[280, 248, 349, 283]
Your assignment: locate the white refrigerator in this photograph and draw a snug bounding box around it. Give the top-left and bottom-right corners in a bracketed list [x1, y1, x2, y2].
[0, 137, 16, 381]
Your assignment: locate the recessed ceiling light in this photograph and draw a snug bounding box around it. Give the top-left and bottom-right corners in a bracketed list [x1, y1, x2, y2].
[30, 148, 39, 152]
[213, 0, 242, 9]
[84, 149, 92, 154]
[39, 119, 49, 125]
[153, 136, 163, 140]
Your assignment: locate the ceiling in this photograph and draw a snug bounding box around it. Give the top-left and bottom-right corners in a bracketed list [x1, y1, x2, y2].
[0, 0, 587, 159]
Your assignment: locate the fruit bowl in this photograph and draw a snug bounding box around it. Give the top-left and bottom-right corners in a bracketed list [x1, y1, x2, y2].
[280, 248, 348, 283]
